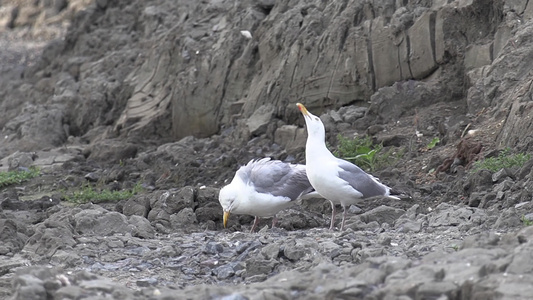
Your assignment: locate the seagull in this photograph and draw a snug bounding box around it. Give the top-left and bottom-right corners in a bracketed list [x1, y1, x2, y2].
[297, 103, 400, 231]
[219, 157, 317, 233]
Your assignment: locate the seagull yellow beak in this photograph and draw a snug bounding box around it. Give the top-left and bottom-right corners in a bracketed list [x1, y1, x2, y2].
[223, 211, 230, 228]
[296, 103, 310, 116]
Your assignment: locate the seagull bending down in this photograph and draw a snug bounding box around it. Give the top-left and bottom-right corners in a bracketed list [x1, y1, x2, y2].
[297, 103, 400, 231]
[219, 158, 316, 233]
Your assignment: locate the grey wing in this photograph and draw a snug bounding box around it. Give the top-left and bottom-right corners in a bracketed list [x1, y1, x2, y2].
[250, 161, 313, 200]
[336, 159, 389, 198]
[235, 158, 270, 182]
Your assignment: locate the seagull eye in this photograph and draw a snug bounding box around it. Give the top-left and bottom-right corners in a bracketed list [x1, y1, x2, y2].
[314, 117, 320, 121]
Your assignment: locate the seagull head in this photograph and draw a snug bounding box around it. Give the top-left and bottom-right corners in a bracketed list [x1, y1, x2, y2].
[218, 184, 238, 228]
[297, 103, 326, 141]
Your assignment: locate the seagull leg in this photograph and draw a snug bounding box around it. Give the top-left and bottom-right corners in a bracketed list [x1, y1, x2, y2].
[329, 202, 337, 230]
[340, 205, 347, 231]
[250, 216, 260, 233]
[271, 215, 278, 228]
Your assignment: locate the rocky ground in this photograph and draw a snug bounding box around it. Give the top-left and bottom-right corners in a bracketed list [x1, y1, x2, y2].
[2, 0, 533, 299]
[5, 118, 533, 299]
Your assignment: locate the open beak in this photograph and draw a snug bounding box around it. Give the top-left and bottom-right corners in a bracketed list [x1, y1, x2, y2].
[296, 103, 310, 117]
[223, 211, 230, 228]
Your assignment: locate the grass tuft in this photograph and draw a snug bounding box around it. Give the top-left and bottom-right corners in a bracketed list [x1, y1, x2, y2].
[521, 215, 533, 227]
[427, 137, 440, 150]
[64, 183, 143, 204]
[0, 167, 40, 188]
[472, 148, 530, 173]
[334, 134, 403, 172]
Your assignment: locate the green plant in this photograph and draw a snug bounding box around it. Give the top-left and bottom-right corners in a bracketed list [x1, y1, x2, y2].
[65, 183, 143, 204]
[471, 148, 531, 173]
[521, 215, 533, 226]
[427, 137, 440, 150]
[0, 167, 40, 188]
[334, 134, 403, 171]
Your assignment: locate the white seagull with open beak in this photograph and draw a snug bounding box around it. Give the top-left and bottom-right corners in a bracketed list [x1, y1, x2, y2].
[297, 103, 400, 231]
